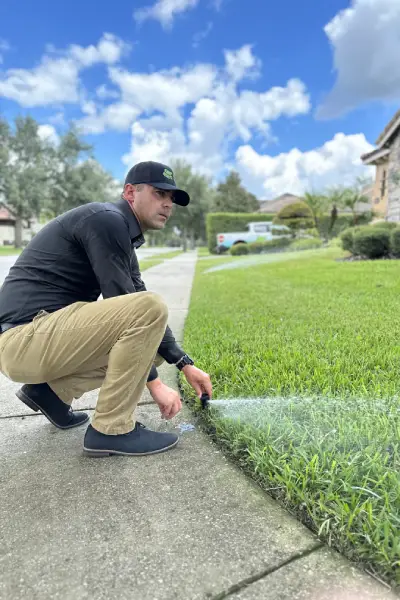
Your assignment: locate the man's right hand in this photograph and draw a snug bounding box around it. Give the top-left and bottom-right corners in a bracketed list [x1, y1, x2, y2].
[147, 378, 182, 420]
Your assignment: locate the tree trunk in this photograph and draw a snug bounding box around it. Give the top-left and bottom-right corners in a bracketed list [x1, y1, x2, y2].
[190, 231, 196, 250]
[15, 218, 23, 248]
[182, 228, 188, 252]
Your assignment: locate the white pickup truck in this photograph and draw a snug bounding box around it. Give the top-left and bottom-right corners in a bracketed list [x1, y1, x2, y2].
[216, 221, 290, 253]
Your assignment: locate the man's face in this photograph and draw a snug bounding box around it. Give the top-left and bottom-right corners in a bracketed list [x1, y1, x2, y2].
[124, 184, 174, 230]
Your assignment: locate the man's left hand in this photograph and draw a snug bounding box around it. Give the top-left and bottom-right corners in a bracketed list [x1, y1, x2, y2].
[181, 365, 212, 399]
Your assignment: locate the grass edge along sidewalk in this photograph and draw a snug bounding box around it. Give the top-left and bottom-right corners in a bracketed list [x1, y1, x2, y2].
[181, 247, 400, 591]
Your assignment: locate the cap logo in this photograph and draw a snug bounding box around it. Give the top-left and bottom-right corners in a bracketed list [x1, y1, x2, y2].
[163, 168, 174, 180]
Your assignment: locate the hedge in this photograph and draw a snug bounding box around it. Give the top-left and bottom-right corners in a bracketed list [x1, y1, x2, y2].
[391, 228, 400, 257]
[206, 212, 274, 253]
[207, 211, 374, 253]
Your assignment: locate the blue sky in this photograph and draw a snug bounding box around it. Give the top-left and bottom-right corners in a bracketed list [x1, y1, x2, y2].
[1, 0, 399, 198]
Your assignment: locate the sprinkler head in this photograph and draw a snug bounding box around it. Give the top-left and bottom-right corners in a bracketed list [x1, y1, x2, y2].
[200, 393, 210, 410]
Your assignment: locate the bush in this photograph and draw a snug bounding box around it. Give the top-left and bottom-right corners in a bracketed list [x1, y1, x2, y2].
[353, 228, 391, 259]
[290, 238, 323, 251]
[230, 243, 249, 256]
[207, 212, 274, 253]
[248, 241, 266, 254]
[372, 221, 398, 231]
[390, 227, 400, 257]
[302, 228, 320, 238]
[340, 227, 355, 252]
[274, 202, 314, 236]
[271, 226, 290, 237]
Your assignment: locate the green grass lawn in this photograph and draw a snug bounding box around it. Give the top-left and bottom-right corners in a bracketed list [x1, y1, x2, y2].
[0, 247, 22, 256]
[182, 247, 400, 587]
[139, 249, 183, 271]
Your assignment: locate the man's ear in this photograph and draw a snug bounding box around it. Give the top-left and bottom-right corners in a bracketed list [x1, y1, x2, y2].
[123, 184, 135, 202]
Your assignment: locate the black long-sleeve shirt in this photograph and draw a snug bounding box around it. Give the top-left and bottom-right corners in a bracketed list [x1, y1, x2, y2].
[0, 198, 185, 381]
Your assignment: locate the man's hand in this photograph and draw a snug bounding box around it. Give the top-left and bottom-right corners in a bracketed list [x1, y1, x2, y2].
[181, 365, 212, 399]
[147, 378, 182, 420]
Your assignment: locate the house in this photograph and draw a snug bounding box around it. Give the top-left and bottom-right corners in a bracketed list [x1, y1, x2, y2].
[361, 109, 400, 221]
[0, 202, 35, 246]
[258, 193, 303, 214]
[258, 190, 373, 216]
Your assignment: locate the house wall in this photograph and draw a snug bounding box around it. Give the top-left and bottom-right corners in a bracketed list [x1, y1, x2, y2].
[371, 162, 389, 218]
[0, 225, 34, 246]
[387, 133, 400, 221]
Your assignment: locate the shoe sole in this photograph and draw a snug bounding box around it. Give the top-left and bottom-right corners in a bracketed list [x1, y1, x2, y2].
[15, 389, 90, 430]
[83, 438, 179, 458]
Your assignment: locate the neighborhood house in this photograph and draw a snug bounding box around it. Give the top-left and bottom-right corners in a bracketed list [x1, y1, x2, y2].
[361, 108, 400, 222]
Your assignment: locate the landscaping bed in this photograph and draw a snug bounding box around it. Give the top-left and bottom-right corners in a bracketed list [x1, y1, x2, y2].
[182, 248, 400, 588]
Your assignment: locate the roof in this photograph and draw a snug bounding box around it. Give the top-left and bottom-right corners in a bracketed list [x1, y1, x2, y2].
[376, 108, 400, 145]
[258, 193, 302, 213]
[361, 108, 400, 166]
[0, 203, 16, 222]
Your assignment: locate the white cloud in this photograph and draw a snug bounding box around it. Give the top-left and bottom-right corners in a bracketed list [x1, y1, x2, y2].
[224, 45, 261, 82]
[0, 33, 128, 107]
[109, 63, 217, 116]
[37, 124, 59, 146]
[318, 0, 400, 118]
[235, 133, 374, 198]
[79, 103, 141, 134]
[0, 39, 10, 64]
[95, 84, 120, 99]
[192, 21, 213, 48]
[134, 0, 199, 29]
[121, 73, 311, 180]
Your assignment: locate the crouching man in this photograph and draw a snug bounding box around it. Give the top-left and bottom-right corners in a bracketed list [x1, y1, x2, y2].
[0, 161, 212, 457]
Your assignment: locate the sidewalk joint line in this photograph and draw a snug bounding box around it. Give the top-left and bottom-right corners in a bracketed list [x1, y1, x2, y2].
[209, 543, 323, 600]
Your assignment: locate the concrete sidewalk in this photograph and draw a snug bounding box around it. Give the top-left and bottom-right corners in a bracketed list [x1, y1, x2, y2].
[0, 252, 397, 599]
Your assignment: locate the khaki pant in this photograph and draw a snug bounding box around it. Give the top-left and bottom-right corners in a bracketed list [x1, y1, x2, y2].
[0, 292, 168, 435]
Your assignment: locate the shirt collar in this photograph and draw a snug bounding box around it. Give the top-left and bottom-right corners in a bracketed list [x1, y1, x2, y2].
[114, 198, 145, 248]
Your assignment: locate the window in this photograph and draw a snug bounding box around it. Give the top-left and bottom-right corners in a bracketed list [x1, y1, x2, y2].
[253, 224, 269, 233]
[381, 169, 387, 198]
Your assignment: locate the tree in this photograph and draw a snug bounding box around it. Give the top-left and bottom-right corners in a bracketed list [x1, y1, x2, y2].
[168, 160, 213, 251]
[302, 192, 329, 231]
[273, 201, 314, 238]
[0, 116, 52, 247]
[325, 186, 347, 235]
[44, 127, 115, 218]
[342, 177, 372, 225]
[212, 171, 259, 213]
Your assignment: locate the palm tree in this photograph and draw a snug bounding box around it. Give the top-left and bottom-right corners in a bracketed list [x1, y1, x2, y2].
[342, 177, 372, 225]
[303, 192, 328, 229]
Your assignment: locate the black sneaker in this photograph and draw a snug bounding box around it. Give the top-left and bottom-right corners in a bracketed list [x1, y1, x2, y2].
[16, 383, 89, 429]
[83, 422, 179, 457]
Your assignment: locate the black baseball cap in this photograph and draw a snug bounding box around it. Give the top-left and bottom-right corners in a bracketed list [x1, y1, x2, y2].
[124, 161, 190, 207]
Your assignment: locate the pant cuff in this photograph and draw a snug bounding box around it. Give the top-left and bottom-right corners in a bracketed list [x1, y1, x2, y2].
[91, 418, 136, 435]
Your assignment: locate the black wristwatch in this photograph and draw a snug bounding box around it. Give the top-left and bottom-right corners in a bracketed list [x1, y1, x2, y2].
[176, 354, 194, 371]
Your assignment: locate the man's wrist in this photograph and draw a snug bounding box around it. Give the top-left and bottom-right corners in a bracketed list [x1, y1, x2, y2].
[175, 354, 194, 371]
[147, 377, 163, 392]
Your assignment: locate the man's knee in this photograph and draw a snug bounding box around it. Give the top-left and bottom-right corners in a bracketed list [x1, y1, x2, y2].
[131, 291, 168, 321]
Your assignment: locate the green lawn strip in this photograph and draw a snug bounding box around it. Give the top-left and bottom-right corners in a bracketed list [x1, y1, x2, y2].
[181, 248, 400, 587]
[0, 247, 22, 256]
[139, 250, 183, 271]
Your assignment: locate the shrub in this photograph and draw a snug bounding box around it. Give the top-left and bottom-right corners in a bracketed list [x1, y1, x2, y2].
[340, 227, 355, 252]
[230, 243, 249, 256]
[353, 228, 391, 259]
[248, 241, 266, 254]
[390, 227, 400, 257]
[207, 212, 274, 253]
[273, 202, 314, 236]
[290, 238, 323, 251]
[271, 226, 290, 237]
[303, 228, 320, 238]
[372, 221, 398, 231]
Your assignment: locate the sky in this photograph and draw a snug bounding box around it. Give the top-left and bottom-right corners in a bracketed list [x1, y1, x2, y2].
[0, 0, 399, 199]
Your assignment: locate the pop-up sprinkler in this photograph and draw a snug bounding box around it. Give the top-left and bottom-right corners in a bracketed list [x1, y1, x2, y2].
[200, 393, 210, 410]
